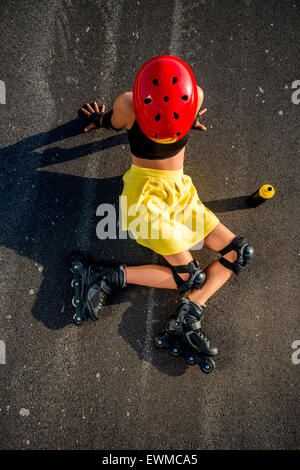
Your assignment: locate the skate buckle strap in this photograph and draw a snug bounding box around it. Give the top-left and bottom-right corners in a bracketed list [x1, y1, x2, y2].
[190, 320, 202, 330]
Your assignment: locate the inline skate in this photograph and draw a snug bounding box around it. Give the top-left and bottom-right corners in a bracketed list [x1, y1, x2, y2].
[154, 298, 218, 373]
[70, 253, 126, 326]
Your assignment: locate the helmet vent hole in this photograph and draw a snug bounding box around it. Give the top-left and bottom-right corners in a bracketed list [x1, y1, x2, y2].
[153, 78, 159, 86]
[163, 96, 169, 102]
[154, 134, 160, 138]
[176, 132, 181, 136]
[181, 95, 188, 101]
[174, 112, 179, 120]
[172, 77, 178, 85]
[155, 114, 161, 121]
[144, 98, 152, 104]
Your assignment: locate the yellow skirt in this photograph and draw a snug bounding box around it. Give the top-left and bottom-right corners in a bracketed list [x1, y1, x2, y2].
[121, 164, 219, 256]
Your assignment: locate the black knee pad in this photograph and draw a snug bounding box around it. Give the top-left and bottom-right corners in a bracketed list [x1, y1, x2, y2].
[218, 236, 254, 274]
[171, 259, 206, 294]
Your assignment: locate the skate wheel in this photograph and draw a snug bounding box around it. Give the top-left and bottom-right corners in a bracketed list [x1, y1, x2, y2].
[154, 335, 164, 349]
[201, 359, 215, 374]
[72, 312, 87, 326]
[186, 355, 195, 365]
[71, 260, 83, 274]
[72, 296, 81, 307]
[171, 347, 180, 357]
[71, 279, 79, 288]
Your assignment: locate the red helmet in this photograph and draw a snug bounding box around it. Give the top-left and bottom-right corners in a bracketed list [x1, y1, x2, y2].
[133, 55, 198, 143]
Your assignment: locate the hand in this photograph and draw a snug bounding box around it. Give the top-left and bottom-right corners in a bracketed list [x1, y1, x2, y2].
[81, 102, 105, 132]
[194, 108, 207, 131]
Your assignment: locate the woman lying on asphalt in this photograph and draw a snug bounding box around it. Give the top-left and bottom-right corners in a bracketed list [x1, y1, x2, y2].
[71, 55, 253, 373]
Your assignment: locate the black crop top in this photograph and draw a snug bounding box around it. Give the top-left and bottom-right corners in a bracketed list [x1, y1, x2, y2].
[126, 119, 191, 160]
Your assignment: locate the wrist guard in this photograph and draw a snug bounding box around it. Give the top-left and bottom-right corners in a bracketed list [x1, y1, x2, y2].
[89, 109, 124, 131]
[192, 112, 201, 129]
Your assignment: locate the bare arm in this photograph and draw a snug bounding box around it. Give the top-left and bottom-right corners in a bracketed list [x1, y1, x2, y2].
[110, 92, 132, 130]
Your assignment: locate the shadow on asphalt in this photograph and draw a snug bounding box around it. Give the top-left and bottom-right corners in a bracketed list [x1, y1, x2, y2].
[204, 195, 254, 213]
[0, 118, 252, 376]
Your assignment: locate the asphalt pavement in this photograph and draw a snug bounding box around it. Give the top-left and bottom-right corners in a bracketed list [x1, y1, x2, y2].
[0, 0, 299, 450]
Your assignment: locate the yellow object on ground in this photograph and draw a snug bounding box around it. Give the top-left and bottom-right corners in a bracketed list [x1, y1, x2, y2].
[258, 184, 275, 199]
[121, 164, 219, 255]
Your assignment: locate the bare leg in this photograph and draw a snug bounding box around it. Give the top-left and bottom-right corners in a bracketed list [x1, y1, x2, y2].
[124, 223, 237, 300]
[187, 223, 237, 305]
[124, 241, 195, 288]
[124, 264, 177, 289]
[161, 223, 237, 305]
